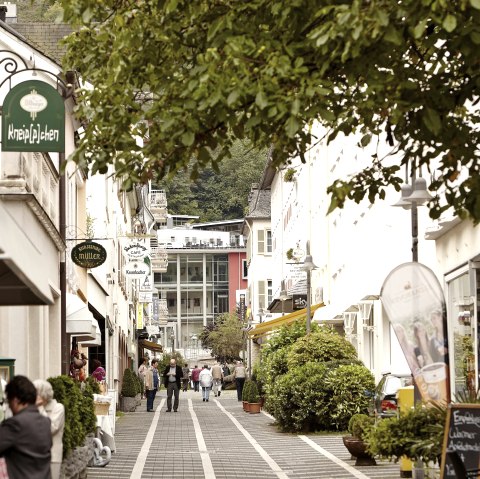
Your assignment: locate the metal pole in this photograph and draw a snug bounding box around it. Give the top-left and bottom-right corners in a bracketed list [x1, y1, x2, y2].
[306, 269, 311, 334]
[59, 152, 68, 375]
[411, 202, 418, 262]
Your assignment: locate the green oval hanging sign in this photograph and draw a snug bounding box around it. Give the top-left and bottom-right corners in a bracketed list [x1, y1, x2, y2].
[2, 80, 65, 152]
[71, 241, 107, 269]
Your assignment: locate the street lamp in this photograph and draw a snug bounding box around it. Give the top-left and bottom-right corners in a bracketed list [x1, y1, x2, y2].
[279, 280, 290, 316]
[301, 240, 318, 334]
[170, 332, 175, 353]
[393, 167, 432, 262]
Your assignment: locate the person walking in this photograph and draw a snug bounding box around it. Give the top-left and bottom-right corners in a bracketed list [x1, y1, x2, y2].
[211, 362, 224, 397]
[0, 375, 52, 479]
[34, 379, 65, 479]
[199, 365, 213, 402]
[145, 359, 159, 412]
[182, 363, 190, 392]
[233, 361, 246, 401]
[163, 358, 183, 412]
[138, 357, 148, 399]
[191, 365, 201, 392]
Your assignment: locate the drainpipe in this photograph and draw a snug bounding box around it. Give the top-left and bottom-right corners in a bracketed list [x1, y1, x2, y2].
[60, 152, 68, 375]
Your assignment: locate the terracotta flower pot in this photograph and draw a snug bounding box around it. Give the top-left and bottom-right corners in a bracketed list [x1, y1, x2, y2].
[342, 436, 376, 466]
[249, 402, 261, 414]
[243, 401, 250, 412]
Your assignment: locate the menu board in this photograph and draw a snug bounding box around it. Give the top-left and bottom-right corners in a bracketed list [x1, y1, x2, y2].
[440, 404, 480, 478]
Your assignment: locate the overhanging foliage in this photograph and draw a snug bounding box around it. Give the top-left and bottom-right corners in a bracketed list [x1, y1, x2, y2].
[61, 0, 480, 221]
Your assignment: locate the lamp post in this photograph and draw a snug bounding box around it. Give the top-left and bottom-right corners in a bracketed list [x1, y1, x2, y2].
[301, 240, 318, 334]
[393, 166, 432, 262]
[279, 280, 289, 316]
[170, 332, 175, 353]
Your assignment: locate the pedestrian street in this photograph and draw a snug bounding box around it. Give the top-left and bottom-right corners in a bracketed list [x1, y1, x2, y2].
[87, 389, 403, 479]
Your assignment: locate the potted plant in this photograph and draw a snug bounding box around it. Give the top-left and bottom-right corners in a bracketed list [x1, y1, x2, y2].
[242, 380, 253, 412]
[283, 167, 296, 182]
[120, 368, 137, 412]
[248, 381, 262, 414]
[342, 414, 376, 466]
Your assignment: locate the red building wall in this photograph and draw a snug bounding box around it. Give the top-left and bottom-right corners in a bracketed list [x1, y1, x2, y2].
[228, 251, 247, 313]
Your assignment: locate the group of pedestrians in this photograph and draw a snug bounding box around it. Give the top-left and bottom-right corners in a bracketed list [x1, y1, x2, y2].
[138, 357, 248, 412]
[0, 375, 65, 479]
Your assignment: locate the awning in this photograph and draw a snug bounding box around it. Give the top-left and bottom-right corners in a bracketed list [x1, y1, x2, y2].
[66, 293, 98, 341]
[139, 339, 163, 353]
[79, 320, 101, 347]
[313, 305, 344, 324]
[0, 202, 55, 305]
[249, 303, 324, 338]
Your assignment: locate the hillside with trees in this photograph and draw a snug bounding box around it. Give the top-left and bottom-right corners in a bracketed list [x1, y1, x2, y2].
[156, 140, 266, 221]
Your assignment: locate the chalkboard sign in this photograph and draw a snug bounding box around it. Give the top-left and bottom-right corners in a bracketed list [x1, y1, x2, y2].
[440, 404, 480, 479]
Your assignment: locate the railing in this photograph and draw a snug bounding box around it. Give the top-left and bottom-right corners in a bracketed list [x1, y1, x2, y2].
[151, 247, 168, 272]
[150, 190, 168, 218]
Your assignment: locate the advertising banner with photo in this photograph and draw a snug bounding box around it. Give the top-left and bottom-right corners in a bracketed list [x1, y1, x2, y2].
[381, 262, 450, 403]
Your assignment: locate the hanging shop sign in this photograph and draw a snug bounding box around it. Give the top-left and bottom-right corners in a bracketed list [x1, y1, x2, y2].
[124, 260, 150, 278]
[71, 241, 107, 269]
[292, 294, 307, 310]
[123, 239, 149, 261]
[2, 80, 65, 152]
[381, 262, 450, 404]
[136, 303, 144, 329]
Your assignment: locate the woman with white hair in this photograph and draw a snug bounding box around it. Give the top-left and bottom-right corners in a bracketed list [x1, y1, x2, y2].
[33, 379, 65, 479]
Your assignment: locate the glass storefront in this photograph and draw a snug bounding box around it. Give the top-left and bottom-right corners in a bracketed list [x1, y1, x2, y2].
[447, 268, 477, 396]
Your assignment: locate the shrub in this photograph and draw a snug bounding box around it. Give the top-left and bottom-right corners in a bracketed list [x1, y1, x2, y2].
[348, 414, 375, 441]
[366, 404, 446, 463]
[286, 328, 357, 369]
[247, 381, 260, 403]
[323, 364, 375, 430]
[242, 380, 253, 402]
[121, 368, 137, 397]
[85, 375, 101, 394]
[268, 362, 330, 432]
[48, 375, 96, 458]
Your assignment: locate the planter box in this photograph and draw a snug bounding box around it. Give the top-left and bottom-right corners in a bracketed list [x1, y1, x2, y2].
[135, 393, 142, 406]
[120, 396, 137, 412]
[249, 402, 261, 414]
[342, 436, 376, 466]
[61, 435, 95, 479]
[243, 401, 250, 412]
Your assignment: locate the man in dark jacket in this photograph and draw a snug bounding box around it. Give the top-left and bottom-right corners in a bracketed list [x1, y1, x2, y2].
[0, 375, 52, 479]
[163, 358, 183, 412]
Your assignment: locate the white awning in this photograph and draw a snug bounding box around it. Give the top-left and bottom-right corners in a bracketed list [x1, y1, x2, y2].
[80, 319, 101, 347]
[66, 293, 98, 341]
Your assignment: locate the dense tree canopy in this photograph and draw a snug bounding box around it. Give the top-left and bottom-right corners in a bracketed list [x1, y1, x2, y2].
[61, 0, 480, 221]
[157, 139, 266, 221]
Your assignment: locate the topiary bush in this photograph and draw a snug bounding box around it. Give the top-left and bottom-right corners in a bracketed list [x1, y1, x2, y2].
[348, 414, 375, 441]
[323, 364, 375, 430]
[247, 381, 260, 403]
[268, 362, 330, 432]
[286, 328, 358, 369]
[48, 375, 96, 458]
[242, 380, 253, 402]
[121, 368, 137, 397]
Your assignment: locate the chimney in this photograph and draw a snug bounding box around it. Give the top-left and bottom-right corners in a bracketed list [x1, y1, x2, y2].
[0, 3, 17, 23]
[0, 6, 7, 22]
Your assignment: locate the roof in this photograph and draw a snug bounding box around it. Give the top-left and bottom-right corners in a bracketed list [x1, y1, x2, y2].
[245, 188, 271, 219]
[9, 23, 73, 63]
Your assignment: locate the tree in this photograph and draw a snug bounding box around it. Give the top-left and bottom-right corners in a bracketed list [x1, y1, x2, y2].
[156, 139, 266, 221]
[200, 313, 244, 362]
[61, 1, 480, 222]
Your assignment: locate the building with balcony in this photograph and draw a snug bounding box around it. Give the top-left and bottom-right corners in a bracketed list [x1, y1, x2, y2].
[150, 215, 247, 355]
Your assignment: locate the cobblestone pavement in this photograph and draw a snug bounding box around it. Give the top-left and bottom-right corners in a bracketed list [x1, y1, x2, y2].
[87, 389, 403, 479]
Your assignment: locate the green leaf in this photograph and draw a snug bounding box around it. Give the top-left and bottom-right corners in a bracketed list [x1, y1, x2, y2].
[255, 91, 268, 110]
[443, 14, 457, 33]
[181, 131, 195, 146]
[360, 134, 372, 147]
[423, 108, 442, 135]
[470, 0, 480, 9]
[285, 116, 300, 138]
[227, 90, 240, 106]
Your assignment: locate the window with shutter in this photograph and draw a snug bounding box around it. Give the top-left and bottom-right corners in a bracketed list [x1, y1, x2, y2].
[257, 230, 265, 254]
[258, 280, 266, 309]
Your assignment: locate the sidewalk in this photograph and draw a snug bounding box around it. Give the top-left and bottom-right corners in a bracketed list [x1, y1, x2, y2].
[87, 389, 403, 479]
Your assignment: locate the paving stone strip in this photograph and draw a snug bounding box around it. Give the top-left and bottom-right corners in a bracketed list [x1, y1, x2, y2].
[87, 390, 403, 478]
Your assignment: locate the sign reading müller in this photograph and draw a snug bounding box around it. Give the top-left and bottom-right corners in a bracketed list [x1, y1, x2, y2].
[2, 80, 65, 152]
[71, 241, 107, 269]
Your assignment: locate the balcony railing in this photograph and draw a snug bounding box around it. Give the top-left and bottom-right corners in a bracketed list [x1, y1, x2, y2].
[151, 247, 168, 272]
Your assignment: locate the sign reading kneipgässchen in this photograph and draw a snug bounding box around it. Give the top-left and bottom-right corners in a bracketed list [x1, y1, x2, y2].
[2, 80, 65, 152]
[71, 241, 107, 269]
